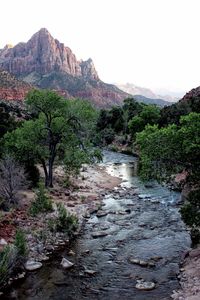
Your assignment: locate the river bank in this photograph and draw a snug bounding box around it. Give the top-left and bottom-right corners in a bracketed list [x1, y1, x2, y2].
[0, 163, 122, 296]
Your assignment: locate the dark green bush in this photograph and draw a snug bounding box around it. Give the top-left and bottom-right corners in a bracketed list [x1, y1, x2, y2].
[180, 189, 200, 244]
[24, 163, 40, 187]
[14, 229, 27, 257]
[0, 245, 16, 288]
[29, 183, 53, 216]
[48, 203, 78, 237]
[180, 189, 200, 227]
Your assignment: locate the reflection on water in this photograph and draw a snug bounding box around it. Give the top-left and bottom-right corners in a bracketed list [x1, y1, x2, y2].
[103, 150, 180, 205]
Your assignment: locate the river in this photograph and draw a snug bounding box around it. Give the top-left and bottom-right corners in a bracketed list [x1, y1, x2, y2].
[5, 150, 191, 300]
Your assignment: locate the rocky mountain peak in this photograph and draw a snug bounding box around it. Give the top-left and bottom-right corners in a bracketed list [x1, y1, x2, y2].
[0, 28, 100, 80]
[80, 58, 99, 81]
[0, 29, 129, 107]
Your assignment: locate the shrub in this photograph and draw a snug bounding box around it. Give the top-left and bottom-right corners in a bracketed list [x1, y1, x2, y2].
[29, 183, 53, 216]
[0, 156, 27, 209]
[24, 163, 40, 187]
[48, 203, 78, 237]
[180, 189, 200, 244]
[0, 245, 17, 288]
[180, 189, 200, 227]
[14, 229, 27, 257]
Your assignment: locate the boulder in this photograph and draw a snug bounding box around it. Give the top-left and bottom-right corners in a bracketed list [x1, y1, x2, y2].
[25, 260, 42, 271]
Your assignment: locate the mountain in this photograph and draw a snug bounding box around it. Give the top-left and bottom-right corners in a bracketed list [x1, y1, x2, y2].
[116, 83, 178, 104]
[160, 85, 200, 126]
[133, 95, 173, 107]
[0, 28, 129, 108]
[0, 69, 31, 101]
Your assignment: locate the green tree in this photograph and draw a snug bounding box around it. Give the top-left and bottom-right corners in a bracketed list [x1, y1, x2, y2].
[4, 90, 98, 187]
[128, 104, 161, 139]
[136, 112, 200, 181]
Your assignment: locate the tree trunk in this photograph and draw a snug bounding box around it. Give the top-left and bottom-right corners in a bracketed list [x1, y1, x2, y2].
[48, 159, 53, 187]
[41, 159, 49, 187]
[48, 144, 56, 188]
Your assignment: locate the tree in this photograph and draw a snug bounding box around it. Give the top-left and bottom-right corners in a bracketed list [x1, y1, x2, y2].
[0, 156, 27, 208]
[122, 98, 143, 134]
[128, 104, 161, 139]
[136, 112, 200, 181]
[4, 90, 99, 187]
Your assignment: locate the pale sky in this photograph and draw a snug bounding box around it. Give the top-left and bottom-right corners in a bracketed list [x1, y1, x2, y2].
[1, 0, 200, 95]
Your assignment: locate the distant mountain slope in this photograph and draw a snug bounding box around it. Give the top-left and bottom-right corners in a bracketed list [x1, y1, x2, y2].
[133, 95, 172, 107]
[160, 85, 200, 126]
[116, 82, 178, 104]
[0, 28, 129, 108]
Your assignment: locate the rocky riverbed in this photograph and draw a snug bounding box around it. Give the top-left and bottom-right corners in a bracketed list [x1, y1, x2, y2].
[3, 151, 191, 300]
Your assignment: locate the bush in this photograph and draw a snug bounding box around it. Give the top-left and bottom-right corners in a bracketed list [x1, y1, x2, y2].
[180, 189, 200, 227]
[14, 229, 27, 257]
[29, 183, 53, 216]
[180, 189, 200, 244]
[24, 163, 40, 187]
[48, 203, 78, 237]
[0, 156, 27, 209]
[0, 245, 17, 288]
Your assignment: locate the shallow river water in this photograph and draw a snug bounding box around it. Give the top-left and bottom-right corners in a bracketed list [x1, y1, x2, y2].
[5, 151, 191, 300]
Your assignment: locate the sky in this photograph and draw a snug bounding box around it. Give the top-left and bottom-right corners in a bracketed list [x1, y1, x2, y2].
[1, 0, 200, 96]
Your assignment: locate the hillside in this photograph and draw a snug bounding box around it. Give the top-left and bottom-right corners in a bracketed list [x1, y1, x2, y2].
[0, 70, 31, 101]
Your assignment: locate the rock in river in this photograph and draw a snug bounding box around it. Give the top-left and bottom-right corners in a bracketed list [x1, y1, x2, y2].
[25, 260, 43, 271]
[61, 258, 74, 269]
[135, 279, 156, 291]
[92, 231, 108, 238]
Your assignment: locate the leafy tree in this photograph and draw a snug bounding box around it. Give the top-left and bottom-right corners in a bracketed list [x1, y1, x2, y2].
[4, 90, 99, 187]
[136, 112, 200, 181]
[122, 98, 143, 134]
[128, 104, 161, 139]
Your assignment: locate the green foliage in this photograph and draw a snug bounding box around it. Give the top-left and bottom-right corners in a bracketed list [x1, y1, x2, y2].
[3, 90, 99, 187]
[180, 189, 200, 227]
[160, 95, 200, 126]
[0, 103, 16, 140]
[180, 189, 200, 244]
[24, 163, 40, 187]
[14, 229, 27, 257]
[136, 112, 200, 181]
[48, 203, 78, 236]
[0, 245, 16, 287]
[96, 99, 159, 144]
[128, 105, 161, 139]
[29, 183, 53, 216]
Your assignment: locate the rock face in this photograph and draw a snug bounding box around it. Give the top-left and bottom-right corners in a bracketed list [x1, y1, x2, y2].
[0, 70, 31, 101]
[0, 28, 129, 107]
[0, 28, 82, 77]
[181, 86, 200, 102]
